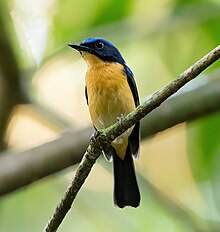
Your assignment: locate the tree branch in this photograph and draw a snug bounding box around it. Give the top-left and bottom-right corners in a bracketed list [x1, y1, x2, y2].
[1, 70, 220, 197]
[0, 1, 26, 150]
[0, 127, 93, 196]
[141, 71, 220, 138]
[44, 45, 220, 232]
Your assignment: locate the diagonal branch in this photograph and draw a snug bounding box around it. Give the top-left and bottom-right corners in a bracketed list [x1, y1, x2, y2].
[0, 72, 219, 196]
[1, 72, 220, 196]
[44, 45, 220, 232]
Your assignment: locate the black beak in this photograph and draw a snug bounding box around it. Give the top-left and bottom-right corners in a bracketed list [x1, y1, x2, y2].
[68, 43, 91, 52]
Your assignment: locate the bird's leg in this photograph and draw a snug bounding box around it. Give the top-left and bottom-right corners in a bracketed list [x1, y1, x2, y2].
[90, 130, 111, 154]
[90, 130, 100, 143]
[117, 114, 125, 125]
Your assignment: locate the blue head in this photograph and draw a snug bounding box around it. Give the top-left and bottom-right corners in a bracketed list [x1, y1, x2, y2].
[68, 38, 125, 65]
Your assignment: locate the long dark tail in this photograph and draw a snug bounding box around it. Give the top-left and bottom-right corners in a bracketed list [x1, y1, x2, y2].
[113, 145, 140, 208]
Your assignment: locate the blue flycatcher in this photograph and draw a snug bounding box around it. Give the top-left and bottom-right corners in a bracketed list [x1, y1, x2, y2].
[69, 38, 140, 208]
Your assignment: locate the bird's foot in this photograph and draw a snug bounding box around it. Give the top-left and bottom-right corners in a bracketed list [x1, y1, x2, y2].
[90, 130, 109, 152]
[117, 114, 125, 125]
[90, 130, 100, 143]
[117, 114, 125, 123]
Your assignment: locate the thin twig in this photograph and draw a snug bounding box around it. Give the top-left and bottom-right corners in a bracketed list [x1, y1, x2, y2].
[44, 45, 220, 232]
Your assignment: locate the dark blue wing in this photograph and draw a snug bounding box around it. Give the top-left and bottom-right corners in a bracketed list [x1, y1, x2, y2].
[124, 65, 139, 107]
[123, 65, 140, 158]
[85, 86, 88, 105]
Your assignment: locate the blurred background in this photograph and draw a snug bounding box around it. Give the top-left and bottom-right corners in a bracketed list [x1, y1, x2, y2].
[0, 0, 220, 231]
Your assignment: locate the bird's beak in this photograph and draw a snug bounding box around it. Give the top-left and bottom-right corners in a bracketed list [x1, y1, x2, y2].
[68, 43, 91, 53]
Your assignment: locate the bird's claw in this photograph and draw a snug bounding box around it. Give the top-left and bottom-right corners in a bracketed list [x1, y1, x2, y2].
[117, 114, 124, 125]
[90, 130, 100, 143]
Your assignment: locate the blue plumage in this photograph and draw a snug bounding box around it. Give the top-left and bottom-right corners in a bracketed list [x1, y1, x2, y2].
[78, 37, 125, 64]
[69, 38, 140, 208]
[82, 37, 115, 48]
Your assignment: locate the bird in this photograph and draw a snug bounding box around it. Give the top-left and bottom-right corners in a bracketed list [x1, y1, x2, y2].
[68, 38, 140, 208]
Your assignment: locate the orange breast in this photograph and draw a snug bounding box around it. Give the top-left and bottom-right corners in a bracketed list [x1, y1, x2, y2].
[85, 60, 135, 160]
[86, 62, 135, 130]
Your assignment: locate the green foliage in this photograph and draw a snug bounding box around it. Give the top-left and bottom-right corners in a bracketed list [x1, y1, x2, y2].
[0, 172, 193, 232]
[90, 0, 133, 27]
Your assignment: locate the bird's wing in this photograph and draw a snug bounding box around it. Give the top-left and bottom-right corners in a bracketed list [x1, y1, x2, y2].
[124, 65, 139, 107]
[124, 65, 140, 158]
[85, 86, 88, 105]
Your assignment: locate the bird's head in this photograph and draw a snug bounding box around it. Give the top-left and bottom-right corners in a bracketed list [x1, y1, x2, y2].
[68, 38, 125, 66]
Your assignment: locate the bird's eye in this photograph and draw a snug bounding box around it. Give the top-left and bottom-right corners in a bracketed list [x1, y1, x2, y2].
[95, 41, 104, 50]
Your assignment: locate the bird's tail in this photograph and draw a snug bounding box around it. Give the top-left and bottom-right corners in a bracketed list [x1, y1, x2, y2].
[113, 145, 140, 208]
